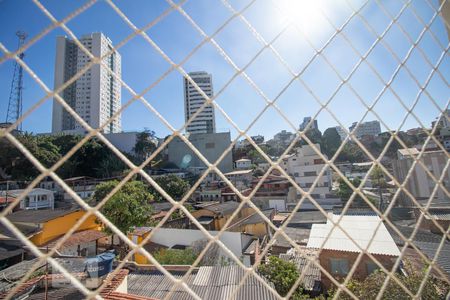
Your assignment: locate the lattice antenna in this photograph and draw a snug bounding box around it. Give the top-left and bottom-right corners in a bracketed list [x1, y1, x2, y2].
[5, 31, 28, 130]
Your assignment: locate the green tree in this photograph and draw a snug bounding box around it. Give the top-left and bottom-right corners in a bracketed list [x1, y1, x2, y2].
[305, 128, 323, 145]
[370, 165, 386, 188]
[337, 142, 367, 163]
[337, 177, 365, 207]
[151, 174, 190, 202]
[258, 256, 304, 297]
[322, 127, 342, 158]
[133, 130, 157, 163]
[93, 180, 154, 256]
[370, 165, 387, 211]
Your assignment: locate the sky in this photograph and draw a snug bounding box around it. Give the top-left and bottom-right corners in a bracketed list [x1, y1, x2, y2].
[0, 0, 449, 141]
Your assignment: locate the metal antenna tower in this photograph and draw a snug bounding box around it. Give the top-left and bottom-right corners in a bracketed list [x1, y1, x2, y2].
[5, 31, 28, 130]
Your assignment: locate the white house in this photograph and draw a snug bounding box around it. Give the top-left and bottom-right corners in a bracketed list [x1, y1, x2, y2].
[224, 169, 253, 189]
[281, 144, 332, 200]
[130, 227, 255, 266]
[234, 158, 252, 169]
[1, 188, 55, 210]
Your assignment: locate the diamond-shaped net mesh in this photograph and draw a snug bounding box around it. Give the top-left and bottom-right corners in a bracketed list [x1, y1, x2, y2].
[0, 0, 449, 299]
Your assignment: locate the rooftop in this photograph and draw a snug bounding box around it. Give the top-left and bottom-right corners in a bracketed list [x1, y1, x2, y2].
[127, 265, 278, 300]
[44, 229, 106, 249]
[398, 148, 420, 156]
[307, 213, 400, 256]
[7, 207, 80, 224]
[198, 201, 241, 216]
[228, 209, 273, 228]
[281, 211, 328, 227]
[224, 169, 253, 176]
[273, 227, 311, 248]
[235, 158, 251, 162]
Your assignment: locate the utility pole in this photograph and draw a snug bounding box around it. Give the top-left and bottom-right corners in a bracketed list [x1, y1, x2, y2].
[5, 31, 27, 131]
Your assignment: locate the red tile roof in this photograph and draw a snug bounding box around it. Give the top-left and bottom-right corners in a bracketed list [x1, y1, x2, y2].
[100, 268, 129, 297]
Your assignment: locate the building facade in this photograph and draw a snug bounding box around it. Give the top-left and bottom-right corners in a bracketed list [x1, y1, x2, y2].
[234, 158, 252, 169]
[392, 148, 450, 205]
[167, 132, 233, 173]
[299, 117, 318, 131]
[281, 144, 332, 200]
[52, 33, 122, 134]
[349, 120, 381, 139]
[1, 188, 55, 210]
[334, 126, 347, 141]
[184, 71, 216, 134]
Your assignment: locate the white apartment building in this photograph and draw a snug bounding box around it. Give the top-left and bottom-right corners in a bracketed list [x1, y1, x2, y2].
[52, 33, 122, 134]
[349, 120, 381, 139]
[234, 158, 252, 169]
[184, 71, 216, 134]
[1, 188, 55, 210]
[281, 144, 332, 200]
[393, 148, 450, 206]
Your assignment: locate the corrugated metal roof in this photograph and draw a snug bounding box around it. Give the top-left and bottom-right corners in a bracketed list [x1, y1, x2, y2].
[413, 241, 450, 277]
[200, 201, 242, 216]
[279, 252, 321, 291]
[127, 266, 279, 300]
[425, 212, 450, 221]
[306, 213, 400, 256]
[273, 227, 311, 248]
[7, 207, 80, 224]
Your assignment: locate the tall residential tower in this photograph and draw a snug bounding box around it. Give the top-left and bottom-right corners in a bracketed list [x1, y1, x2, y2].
[183, 71, 216, 134]
[52, 33, 121, 134]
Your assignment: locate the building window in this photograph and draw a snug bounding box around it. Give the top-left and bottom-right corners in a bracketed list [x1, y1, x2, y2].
[205, 142, 215, 149]
[366, 261, 379, 275]
[330, 258, 349, 276]
[304, 171, 317, 176]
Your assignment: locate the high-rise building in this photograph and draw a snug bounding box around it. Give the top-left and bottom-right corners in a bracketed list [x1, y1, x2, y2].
[183, 71, 216, 134]
[52, 33, 121, 134]
[335, 126, 347, 141]
[349, 120, 381, 139]
[299, 116, 318, 131]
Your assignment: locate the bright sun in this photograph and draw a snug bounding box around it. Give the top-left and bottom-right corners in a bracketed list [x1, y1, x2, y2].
[277, 0, 327, 34]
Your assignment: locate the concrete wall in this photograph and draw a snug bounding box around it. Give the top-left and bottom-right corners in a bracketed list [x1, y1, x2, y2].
[393, 150, 450, 205]
[167, 132, 233, 173]
[104, 132, 139, 154]
[140, 228, 252, 265]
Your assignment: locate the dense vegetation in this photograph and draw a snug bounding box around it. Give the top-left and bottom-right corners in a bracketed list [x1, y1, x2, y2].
[0, 133, 129, 180]
[0, 130, 165, 181]
[328, 264, 450, 300]
[258, 256, 305, 298]
[233, 128, 422, 164]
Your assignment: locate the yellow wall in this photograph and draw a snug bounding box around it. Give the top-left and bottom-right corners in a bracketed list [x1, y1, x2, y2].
[128, 232, 150, 264]
[192, 207, 257, 231]
[30, 211, 100, 246]
[243, 223, 267, 238]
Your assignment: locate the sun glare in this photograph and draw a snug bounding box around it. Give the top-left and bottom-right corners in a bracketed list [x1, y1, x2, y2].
[278, 0, 328, 35]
